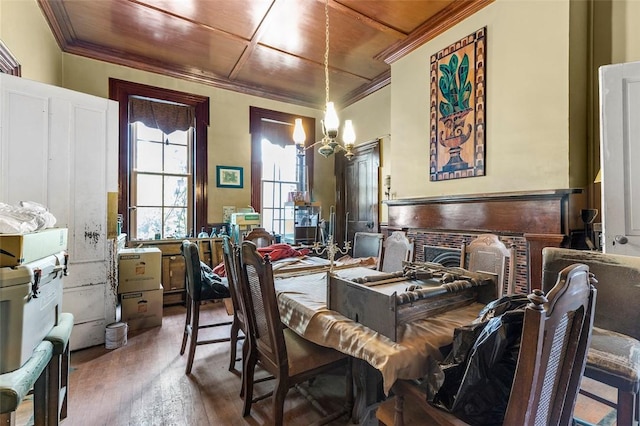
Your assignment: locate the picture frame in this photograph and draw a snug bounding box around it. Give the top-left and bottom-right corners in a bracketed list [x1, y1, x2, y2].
[430, 27, 486, 181]
[216, 165, 243, 188]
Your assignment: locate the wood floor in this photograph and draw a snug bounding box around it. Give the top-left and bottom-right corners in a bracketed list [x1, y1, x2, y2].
[16, 301, 619, 425]
[14, 302, 350, 426]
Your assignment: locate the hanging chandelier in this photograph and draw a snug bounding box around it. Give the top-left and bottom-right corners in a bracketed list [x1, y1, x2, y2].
[293, 0, 355, 160]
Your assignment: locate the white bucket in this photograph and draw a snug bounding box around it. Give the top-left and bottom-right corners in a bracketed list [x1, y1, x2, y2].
[105, 322, 128, 349]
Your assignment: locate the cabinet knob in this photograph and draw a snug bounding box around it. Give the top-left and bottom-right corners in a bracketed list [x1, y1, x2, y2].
[170, 256, 176, 260]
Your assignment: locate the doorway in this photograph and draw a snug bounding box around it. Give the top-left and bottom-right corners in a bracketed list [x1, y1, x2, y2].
[335, 139, 380, 245]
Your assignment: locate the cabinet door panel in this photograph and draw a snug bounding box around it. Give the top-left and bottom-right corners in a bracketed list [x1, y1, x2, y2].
[168, 255, 185, 291]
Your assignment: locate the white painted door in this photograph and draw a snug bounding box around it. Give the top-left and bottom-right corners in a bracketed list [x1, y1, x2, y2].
[600, 61, 640, 256]
[0, 74, 118, 350]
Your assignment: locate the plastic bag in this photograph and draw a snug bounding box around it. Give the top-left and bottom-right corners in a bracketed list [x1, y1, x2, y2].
[428, 294, 530, 425]
[0, 201, 57, 234]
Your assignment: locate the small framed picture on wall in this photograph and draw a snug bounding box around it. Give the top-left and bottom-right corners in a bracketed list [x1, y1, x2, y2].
[216, 166, 243, 188]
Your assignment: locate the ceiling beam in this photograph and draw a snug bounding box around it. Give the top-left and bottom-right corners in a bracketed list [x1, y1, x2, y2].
[323, 0, 408, 39]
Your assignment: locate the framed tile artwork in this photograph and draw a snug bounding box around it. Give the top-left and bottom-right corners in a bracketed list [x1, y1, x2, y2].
[430, 27, 486, 181]
[216, 165, 243, 188]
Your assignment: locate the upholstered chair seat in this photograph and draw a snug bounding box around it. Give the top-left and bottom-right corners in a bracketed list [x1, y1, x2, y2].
[587, 327, 640, 394]
[280, 328, 346, 376]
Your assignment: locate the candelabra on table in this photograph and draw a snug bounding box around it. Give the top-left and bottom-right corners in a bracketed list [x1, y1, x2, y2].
[312, 234, 351, 273]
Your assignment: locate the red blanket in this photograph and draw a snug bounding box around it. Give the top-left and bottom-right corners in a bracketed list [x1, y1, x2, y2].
[212, 243, 310, 277]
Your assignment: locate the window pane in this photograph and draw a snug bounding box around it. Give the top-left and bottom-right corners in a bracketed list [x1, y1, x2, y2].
[262, 182, 274, 208]
[261, 139, 299, 237]
[262, 209, 273, 233]
[164, 176, 188, 207]
[136, 207, 162, 240]
[165, 144, 188, 174]
[167, 129, 188, 146]
[261, 140, 297, 181]
[281, 183, 296, 202]
[136, 140, 163, 172]
[164, 207, 188, 239]
[136, 122, 163, 142]
[279, 145, 297, 181]
[137, 174, 163, 205]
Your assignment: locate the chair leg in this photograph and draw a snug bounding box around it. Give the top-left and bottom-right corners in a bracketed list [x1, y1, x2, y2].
[60, 345, 69, 420]
[617, 390, 635, 426]
[273, 376, 288, 426]
[239, 338, 249, 398]
[46, 353, 61, 425]
[33, 363, 49, 426]
[393, 392, 405, 426]
[242, 348, 257, 417]
[180, 294, 192, 356]
[229, 316, 240, 373]
[185, 301, 200, 375]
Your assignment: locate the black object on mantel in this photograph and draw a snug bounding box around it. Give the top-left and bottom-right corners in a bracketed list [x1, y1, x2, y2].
[570, 208, 600, 251]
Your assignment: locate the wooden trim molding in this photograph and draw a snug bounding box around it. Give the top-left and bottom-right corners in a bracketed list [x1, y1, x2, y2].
[0, 40, 21, 76]
[384, 189, 584, 289]
[378, 0, 495, 65]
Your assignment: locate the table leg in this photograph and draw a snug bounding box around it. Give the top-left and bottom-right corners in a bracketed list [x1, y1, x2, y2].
[352, 358, 383, 424]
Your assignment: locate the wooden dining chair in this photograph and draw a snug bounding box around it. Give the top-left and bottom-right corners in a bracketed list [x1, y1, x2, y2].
[541, 247, 640, 426]
[379, 231, 414, 273]
[180, 240, 232, 375]
[237, 240, 353, 426]
[221, 236, 245, 376]
[352, 232, 383, 262]
[460, 233, 517, 296]
[244, 227, 275, 248]
[378, 262, 596, 426]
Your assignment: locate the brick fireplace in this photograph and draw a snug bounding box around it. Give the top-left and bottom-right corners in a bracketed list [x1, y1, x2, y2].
[383, 189, 584, 291]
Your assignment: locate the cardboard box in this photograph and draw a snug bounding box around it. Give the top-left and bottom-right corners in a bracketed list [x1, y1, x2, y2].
[118, 248, 161, 293]
[0, 228, 68, 267]
[121, 284, 163, 331]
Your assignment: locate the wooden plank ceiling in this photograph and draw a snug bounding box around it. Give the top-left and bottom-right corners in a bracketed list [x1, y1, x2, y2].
[38, 0, 492, 109]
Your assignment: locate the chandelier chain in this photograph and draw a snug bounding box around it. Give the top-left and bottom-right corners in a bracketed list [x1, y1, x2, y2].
[324, 0, 330, 108]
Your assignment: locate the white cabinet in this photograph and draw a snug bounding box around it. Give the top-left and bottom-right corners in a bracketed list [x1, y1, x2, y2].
[0, 74, 118, 350]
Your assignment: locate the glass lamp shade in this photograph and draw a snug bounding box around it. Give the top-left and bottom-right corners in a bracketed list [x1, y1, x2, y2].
[293, 118, 306, 153]
[343, 119, 355, 146]
[324, 102, 339, 138]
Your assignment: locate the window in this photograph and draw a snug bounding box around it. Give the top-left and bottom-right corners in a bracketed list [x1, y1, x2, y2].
[260, 139, 298, 234]
[109, 79, 209, 240]
[249, 107, 315, 235]
[130, 121, 193, 239]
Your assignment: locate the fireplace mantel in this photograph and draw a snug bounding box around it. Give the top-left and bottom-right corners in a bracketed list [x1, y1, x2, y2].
[384, 189, 585, 289]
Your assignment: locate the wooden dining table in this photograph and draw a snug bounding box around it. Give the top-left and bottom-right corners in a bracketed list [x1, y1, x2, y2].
[271, 259, 485, 423]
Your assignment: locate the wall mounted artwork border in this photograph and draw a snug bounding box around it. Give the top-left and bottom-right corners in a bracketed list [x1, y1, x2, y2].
[216, 165, 243, 188]
[430, 27, 486, 181]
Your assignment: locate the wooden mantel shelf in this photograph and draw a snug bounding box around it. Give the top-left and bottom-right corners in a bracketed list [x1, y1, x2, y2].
[384, 188, 585, 289]
[383, 189, 581, 206]
[384, 189, 583, 236]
